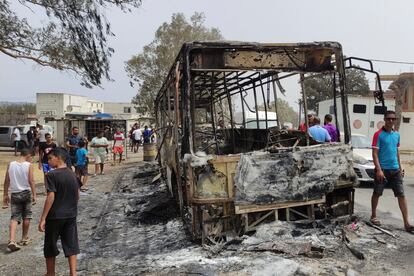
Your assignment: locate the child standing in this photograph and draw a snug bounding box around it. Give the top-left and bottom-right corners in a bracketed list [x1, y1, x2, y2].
[3, 148, 37, 251]
[112, 128, 125, 165]
[38, 148, 81, 276]
[75, 140, 89, 191]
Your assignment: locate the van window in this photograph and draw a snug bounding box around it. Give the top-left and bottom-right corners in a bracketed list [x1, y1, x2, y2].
[374, 106, 387, 115]
[0, 127, 9, 134]
[353, 104, 366, 114]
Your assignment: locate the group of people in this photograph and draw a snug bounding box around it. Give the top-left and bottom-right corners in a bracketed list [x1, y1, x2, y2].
[12, 124, 49, 157]
[299, 114, 338, 143]
[2, 124, 135, 275]
[3, 146, 80, 275]
[128, 123, 156, 153]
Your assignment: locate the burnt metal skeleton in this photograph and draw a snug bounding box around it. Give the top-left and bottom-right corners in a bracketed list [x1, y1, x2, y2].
[155, 41, 384, 242]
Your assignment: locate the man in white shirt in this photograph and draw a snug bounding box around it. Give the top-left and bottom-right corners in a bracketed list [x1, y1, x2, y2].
[37, 124, 48, 156]
[12, 127, 21, 156]
[132, 126, 142, 153]
[91, 131, 109, 175]
[3, 148, 37, 252]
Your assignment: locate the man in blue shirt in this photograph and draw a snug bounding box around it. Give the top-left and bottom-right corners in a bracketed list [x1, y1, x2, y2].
[308, 117, 331, 143]
[66, 127, 87, 170]
[371, 110, 413, 232]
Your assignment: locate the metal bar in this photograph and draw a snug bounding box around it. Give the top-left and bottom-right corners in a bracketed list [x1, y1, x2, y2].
[252, 82, 260, 129]
[238, 72, 246, 128]
[332, 72, 340, 142]
[258, 73, 268, 129]
[190, 75, 196, 150]
[271, 75, 281, 127]
[336, 52, 351, 144]
[224, 72, 236, 153]
[210, 72, 219, 154]
[300, 73, 310, 146]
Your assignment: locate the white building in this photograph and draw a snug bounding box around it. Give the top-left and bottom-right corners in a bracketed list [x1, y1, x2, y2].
[36, 93, 104, 122]
[104, 102, 139, 120]
[36, 92, 153, 146]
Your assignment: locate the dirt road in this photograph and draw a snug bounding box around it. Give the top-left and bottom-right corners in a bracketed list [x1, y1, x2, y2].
[1, 153, 414, 275]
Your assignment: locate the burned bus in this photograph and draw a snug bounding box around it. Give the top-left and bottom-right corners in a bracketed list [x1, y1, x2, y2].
[155, 41, 384, 242]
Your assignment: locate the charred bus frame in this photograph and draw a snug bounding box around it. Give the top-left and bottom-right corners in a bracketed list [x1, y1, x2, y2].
[155, 41, 384, 241]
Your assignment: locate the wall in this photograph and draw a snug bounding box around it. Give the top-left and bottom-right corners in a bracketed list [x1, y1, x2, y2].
[36, 93, 65, 120]
[104, 102, 137, 115]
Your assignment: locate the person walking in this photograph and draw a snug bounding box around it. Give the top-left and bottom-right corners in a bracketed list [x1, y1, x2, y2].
[33, 127, 39, 156]
[132, 125, 142, 153]
[12, 127, 21, 156]
[2, 148, 37, 252]
[112, 128, 125, 165]
[37, 124, 48, 156]
[371, 110, 414, 232]
[38, 148, 81, 276]
[39, 133, 57, 175]
[75, 140, 89, 191]
[91, 131, 109, 175]
[66, 127, 86, 170]
[308, 117, 331, 143]
[129, 124, 137, 152]
[323, 114, 338, 142]
[26, 126, 35, 155]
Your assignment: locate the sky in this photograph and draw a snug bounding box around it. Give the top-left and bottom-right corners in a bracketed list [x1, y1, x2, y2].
[1, 0, 414, 107]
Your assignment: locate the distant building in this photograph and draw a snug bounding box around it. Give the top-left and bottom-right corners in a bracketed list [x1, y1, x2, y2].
[36, 92, 151, 147]
[103, 102, 139, 120]
[36, 92, 104, 122]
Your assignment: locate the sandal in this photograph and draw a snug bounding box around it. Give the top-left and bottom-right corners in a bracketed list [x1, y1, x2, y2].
[80, 187, 89, 192]
[18, 237, 32, 246]
[7, 241, 21, 252]
[370, 217, 381, 226]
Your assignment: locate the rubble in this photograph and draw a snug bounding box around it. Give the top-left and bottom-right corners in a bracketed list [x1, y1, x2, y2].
[75, 164, 414, 275]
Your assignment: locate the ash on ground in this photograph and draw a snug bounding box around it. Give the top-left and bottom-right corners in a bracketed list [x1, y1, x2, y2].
[78, 163, 414, 276]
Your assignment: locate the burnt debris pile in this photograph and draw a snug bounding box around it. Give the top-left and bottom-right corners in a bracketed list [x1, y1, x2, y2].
[80, 163, 192, 274]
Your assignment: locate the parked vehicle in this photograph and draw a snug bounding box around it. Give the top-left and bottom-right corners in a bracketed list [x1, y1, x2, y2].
[0, 126, 27, 148]
[352, 133, 375, 185]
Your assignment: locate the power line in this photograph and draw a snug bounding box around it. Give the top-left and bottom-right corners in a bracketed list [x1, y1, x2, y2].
[368, 58, 414, 65]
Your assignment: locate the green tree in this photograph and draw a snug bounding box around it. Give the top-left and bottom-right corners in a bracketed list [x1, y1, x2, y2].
[260, 99, 299, 128]
[303, 68, 370, 112]
[125, 12, 223, 116]
[0, 0, 141, 87]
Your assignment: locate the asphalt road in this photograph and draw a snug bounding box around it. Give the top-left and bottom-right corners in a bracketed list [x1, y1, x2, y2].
[355, 176, 414, 225]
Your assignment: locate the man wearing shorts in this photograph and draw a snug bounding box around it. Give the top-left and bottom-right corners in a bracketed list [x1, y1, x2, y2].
[371, 110, 413, 232]
[38, 148, 81, 276]
[38, 124, 48, 155]
[3, 149, 37, 251]
[132, 125, 142, 153]
[113, 128, 125, 165]
[91, 131, 108, 175]
[75, 140, 89, 191]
